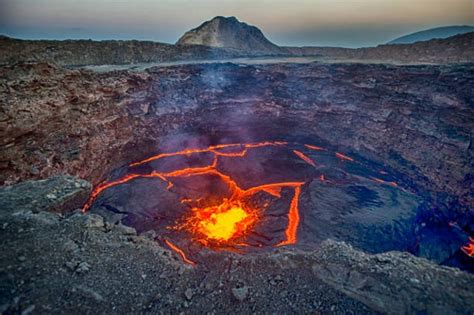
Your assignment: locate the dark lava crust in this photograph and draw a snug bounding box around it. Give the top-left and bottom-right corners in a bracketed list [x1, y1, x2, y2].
[88, 140, 426, 265]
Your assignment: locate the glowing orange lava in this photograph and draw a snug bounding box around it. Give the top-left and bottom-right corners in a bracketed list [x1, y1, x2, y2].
[164, 239, 196, 265]
[128, 141, 286, 167]
[277, 186, 301, 246]
[186, 200, 256, 243]
[293, 150, 316, 167]
[370, 177, 398, 187]
[461, 237, 474, 257]
[82, 141, 305, 259]
[82, 141, 403, 264]
[335, 152, 354, 162]
[304, 144, 325, 151]
[174, 179, 304, 247]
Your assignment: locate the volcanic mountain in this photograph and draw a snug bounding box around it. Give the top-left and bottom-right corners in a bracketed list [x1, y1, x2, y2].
[176, 16, 284, 54]
[388, 25, 474, 44]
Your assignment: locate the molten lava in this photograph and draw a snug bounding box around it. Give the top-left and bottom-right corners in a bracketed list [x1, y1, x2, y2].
[82, 141, 311, 264]
[164, 239, 196, 266]
[293, 150, 316, 167]
[304, 144, 325, 151]
[461, 237, 474, 257]
[335, 152, 354, 162]
[370, 177, 398, 187]
[128, 141, 287, 167]
[202, 206, 248, 240]
[278, 186, 301, 246]
[80, 140, 472, 272]
[188, 201, 256, 242]
[82, 140, 406, 265]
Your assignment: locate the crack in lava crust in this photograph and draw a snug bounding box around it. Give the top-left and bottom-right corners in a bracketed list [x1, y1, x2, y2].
[462, 237, 474, 257]
[164, 239, 196, 266]
[82, 141, 309, 264]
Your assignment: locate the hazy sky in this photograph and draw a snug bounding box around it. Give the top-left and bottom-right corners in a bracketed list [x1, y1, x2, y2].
[1, 0, 473, 47]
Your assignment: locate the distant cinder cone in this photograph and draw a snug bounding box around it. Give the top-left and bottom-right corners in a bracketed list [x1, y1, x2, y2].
[176, 16, 284, 54]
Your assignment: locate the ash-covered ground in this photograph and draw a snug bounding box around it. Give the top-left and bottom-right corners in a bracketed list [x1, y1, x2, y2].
[1, 60, 474, 313]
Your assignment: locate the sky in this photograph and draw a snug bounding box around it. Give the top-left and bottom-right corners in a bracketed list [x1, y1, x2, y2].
[0, 0, 473, 47]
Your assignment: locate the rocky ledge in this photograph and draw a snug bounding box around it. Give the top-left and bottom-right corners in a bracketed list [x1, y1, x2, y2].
[0, 36, 254, 67]
[0, 176, 472, 314]
[1, 31, 473, 66]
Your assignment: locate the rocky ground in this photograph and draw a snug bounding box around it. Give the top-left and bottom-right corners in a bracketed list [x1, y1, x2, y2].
[1, 176, 473, 314]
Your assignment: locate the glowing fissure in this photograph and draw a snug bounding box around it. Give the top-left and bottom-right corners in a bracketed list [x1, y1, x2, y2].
[335, 152, 354, 162]
[305, 144, 325, 151]
[81, 141, 308, 262]
[461, 237, 474, 257]
[129, 141, 286, 167]
[81, 141, 412, 264]
[278, 186, 301, 246]
[81, 173, 167, 213]
[370, 176, 398, 187]
[293, 150, 316, 167]
[164, 239, 196, 266]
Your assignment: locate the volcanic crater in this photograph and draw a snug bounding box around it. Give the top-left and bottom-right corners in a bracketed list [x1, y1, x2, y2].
[42, 61, 468, 273]
[2, 60, 474, 314]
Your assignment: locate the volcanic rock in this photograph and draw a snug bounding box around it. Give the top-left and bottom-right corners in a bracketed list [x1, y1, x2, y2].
[176, 16, 284, 55]
[0, 62, 157, 186]
[82, 213, 105, 229]
[116, 223, 137, 236]
[74, 285, 104, 302]
[76, 262, 91, 273]
[231, 286, 249, 302]
[184, 288, 194, 301]
[0, 175, 91, 214]
[20, 305, 35, 315]
[1, 60, 473, 270]
[312, 240, 474, 313]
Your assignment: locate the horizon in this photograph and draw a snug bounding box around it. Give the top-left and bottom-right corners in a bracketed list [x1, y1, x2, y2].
[1, 0, 473, 48]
